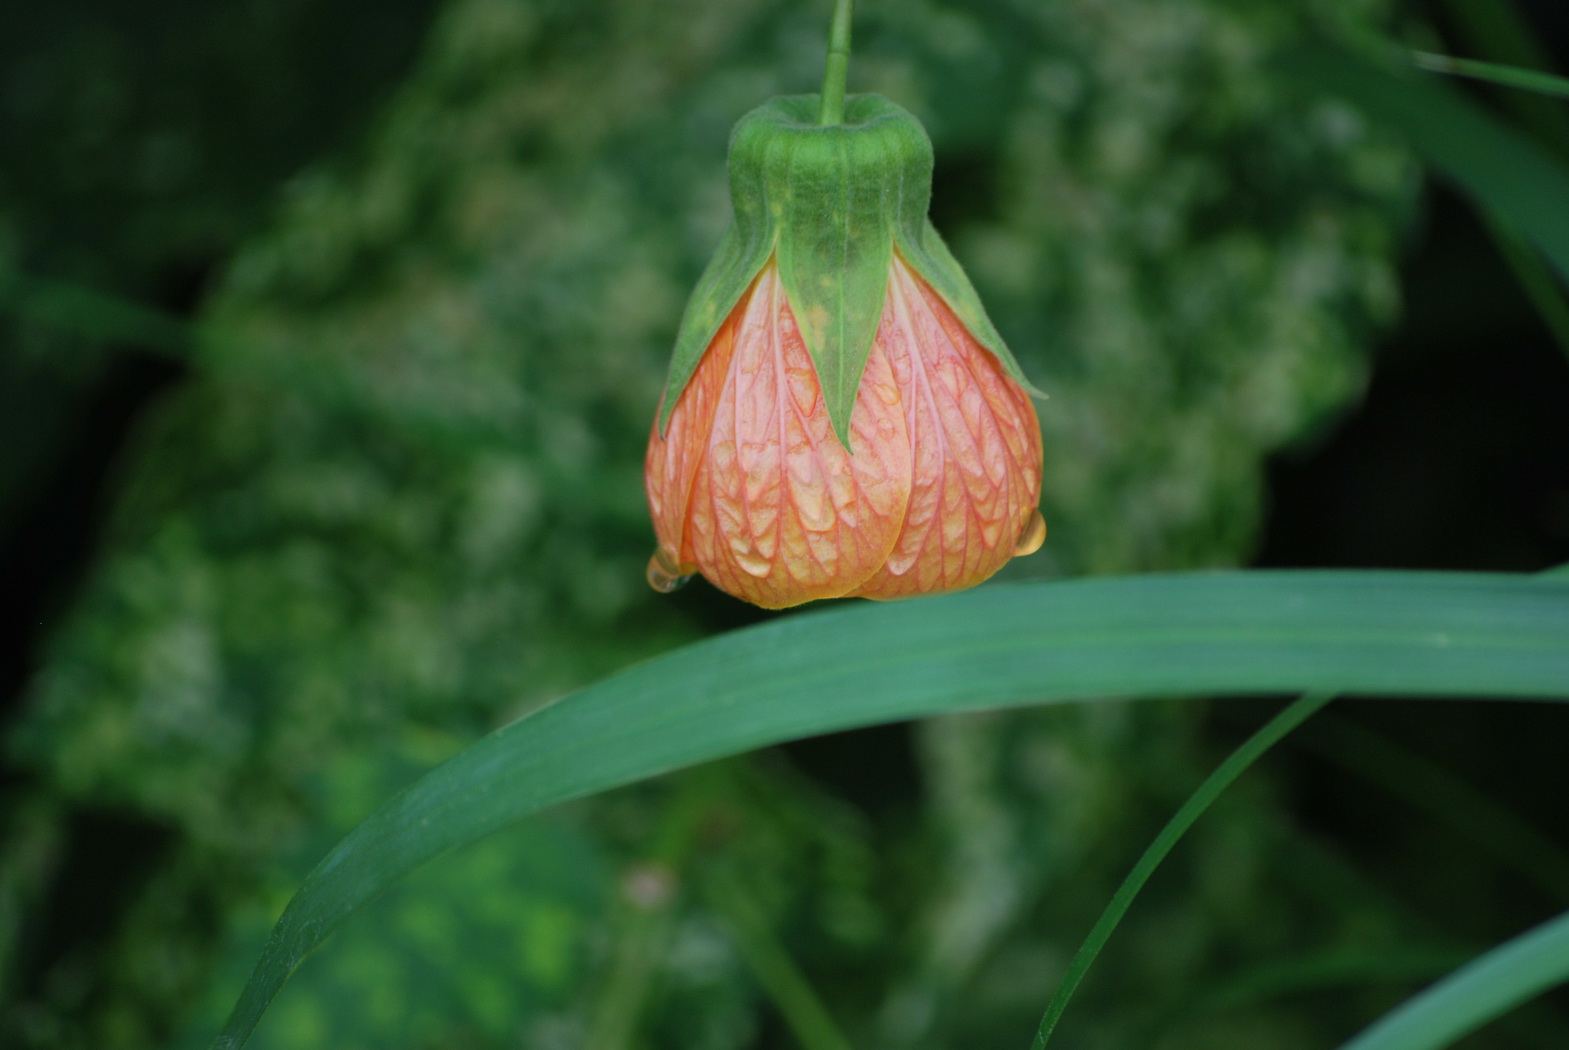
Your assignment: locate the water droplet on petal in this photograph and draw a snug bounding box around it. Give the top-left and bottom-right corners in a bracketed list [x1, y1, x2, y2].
[646, 548, 693, 593]
[1013, 509, 1046, 557]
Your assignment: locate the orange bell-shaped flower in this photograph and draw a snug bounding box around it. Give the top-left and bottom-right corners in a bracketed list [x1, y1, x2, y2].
[643, 78, 1044, 610]
[646, 252, 1042, 609]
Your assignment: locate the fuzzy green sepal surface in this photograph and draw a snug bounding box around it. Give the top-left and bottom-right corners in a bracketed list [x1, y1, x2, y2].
[657, 93, 1036, 447]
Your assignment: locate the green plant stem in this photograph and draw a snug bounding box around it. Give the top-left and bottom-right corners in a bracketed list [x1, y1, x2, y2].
[818, 0, 853, 126]
[1028, 691, 1336, 1050]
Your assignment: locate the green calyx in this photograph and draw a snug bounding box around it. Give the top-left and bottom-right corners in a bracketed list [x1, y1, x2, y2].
[658, 93, 1038, 448]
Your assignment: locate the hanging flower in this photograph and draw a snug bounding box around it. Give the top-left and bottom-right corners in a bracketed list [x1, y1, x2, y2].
[645, 93, 1044, 609]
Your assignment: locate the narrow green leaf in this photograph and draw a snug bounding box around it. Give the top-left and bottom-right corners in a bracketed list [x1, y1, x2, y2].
[1413, 51, 1569, 101]
[1281, 45, 1569, 284]
[1180, 948, 1473, 1020]
[1308, 718, 1569, 903]
[1432, 0, 1569, 157]
[1336, 909, 1569, 1050]
[0, 269, 194, 356]
[1478, 210, 1569, 363]
[1426, 1, 1569, 359]
[1029, 692, 1335, 1049]
[212, 571, 1569, 1049]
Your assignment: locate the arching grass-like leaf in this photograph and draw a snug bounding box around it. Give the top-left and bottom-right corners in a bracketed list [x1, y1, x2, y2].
[1029, 691, 1335, 1049]
[1282, 45, 1569, 284]
[213, 570, 1569, 1049]
[1336, 909, 1569, 1050]
[1412, 52, 1569, 101]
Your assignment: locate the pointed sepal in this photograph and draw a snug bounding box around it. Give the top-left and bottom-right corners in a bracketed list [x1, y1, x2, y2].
[656, 200, 776, 437]
[658, 92, 1041, 444]
[764, 95, 924, 446]
[894, 219, 1045, 398]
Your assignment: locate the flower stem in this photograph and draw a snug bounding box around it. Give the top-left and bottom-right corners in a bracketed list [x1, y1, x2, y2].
[818, 0, 853, 126]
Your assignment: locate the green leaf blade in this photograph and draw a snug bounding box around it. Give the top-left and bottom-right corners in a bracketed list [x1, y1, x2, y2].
[1337, 909, 1569, 1050]
[213, 570, 1569, 1049]
[1280, 45, 1569, 284]
[1413, 51, 1569, 102]
[1031, 691, 1337, 1049]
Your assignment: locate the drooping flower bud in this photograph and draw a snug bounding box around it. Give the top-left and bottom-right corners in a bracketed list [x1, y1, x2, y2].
[645, 93, 1044, 609]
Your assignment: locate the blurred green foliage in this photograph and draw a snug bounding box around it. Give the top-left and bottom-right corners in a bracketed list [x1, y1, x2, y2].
[0, 0, 439, 525]
[2, 0, 1496, 1048]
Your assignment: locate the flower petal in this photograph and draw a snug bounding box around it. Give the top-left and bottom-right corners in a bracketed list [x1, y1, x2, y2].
[645, 287, 742, 573]
[848, 254, 1042, 599]
[681, 262, 912, 609]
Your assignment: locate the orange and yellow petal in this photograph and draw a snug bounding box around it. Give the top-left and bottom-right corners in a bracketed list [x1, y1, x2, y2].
[648, 262, 913, 609]
[645, 284, 742, 573]
[847, 255, 1042, 600]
